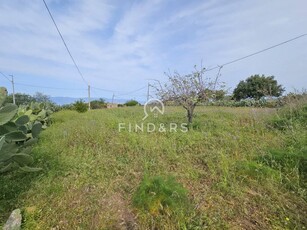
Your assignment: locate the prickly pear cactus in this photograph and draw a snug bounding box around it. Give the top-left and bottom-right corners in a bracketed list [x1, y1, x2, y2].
[0, 87, 8, 106]
[0, 87, 42, 173]
[17, 102, 53, 129]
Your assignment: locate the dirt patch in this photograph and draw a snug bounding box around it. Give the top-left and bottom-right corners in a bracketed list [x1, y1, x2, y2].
[98, 192, 136, 230]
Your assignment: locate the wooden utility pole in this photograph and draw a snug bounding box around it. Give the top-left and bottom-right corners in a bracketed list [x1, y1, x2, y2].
[9, 75, 15, 105]
[112, 93, 115, 104]
[147, 82, 150, 101]
[88, 84, 91, 111]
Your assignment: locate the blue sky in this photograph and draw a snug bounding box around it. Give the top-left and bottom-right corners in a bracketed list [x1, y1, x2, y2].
[0, 0, 306, 101]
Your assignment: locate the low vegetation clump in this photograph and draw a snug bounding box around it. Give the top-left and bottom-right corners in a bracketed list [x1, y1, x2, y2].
[132, 175, 201, 229]
[271, 97, 307, 130]
[133, 175, 189, 214]
[205, 97, 283, 108]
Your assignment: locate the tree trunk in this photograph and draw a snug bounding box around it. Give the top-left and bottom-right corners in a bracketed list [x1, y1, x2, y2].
[186, 105, 195, 127]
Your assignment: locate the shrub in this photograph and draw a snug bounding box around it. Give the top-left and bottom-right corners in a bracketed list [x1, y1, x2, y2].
[60, 104, 74, 110]
[124, 100, 139, 106]
[90, 98, 107, 110]
[73, 100, 88, 113]
[133, 175, 189, 216]
[270, 93, 307, 130]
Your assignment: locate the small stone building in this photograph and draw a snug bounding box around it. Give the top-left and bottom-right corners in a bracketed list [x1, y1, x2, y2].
[107, 103, 118, 108]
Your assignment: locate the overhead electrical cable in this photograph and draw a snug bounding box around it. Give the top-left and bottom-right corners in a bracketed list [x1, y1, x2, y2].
[91, 86, 117, 93]
[205, 33, 307, 72]
[117, 86, 147, 96]
[14, 82, 86, 91]
[92, 85, 147, 95]
[42, 0, 88, 85]
[0, 71, 11, 82]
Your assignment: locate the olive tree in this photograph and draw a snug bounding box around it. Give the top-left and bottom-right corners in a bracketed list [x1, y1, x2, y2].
[233, 75, 284, 100]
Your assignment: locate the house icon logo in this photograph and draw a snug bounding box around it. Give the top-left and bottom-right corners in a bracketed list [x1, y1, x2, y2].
[142, 99, 165, 120]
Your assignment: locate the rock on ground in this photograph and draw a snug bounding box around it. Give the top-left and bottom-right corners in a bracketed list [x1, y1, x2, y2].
[3, 209, 22, 230]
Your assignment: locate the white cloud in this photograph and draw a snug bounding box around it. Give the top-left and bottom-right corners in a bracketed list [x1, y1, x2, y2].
[0, 0, 306, 98]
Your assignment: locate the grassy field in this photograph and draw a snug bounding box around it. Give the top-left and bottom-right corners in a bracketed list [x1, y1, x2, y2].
[1, 106, 306, 229]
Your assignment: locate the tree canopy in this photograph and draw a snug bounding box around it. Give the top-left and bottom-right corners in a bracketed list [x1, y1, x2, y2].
[124, 100, 139, 106]
[233, 75, 284, 101]
[90, 98, 106, 109]
[5, 93, 35, 105]
[156, 67, 220, 125]
[33, 92, 52, 104]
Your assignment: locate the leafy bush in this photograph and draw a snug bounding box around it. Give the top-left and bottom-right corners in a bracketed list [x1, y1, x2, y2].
[133, 175, 189, 216]
[60, 104, 74, 110]
[124, 100, 139, 106]
[90, 98, 106, 109]
[73, 100, 88, 113]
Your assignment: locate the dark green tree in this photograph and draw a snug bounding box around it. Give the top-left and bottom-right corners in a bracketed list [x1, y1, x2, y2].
[5, 93, 36, 105]
[124, 100, 139, 106]
[233, 75, 284, 100]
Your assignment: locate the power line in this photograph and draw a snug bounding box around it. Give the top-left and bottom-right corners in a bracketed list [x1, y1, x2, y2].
[0, 71, 11, 82]
[117, 86, 147, 96]
[11, 78, 146, 95]
[92, 85, 147, 95]
[115, 94, 147, 98]
[121, 94, 147, 97]
[4, 32, 306, 95]
[14, 82, 86, 91]
[42, 0, 88, 85]
[91, 86, 116, 93]
[205, 33, 307, 72]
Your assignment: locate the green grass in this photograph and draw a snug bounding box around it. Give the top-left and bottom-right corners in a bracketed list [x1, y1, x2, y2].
[132, 175, 190, 229]
[0, 106, 306, 229]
